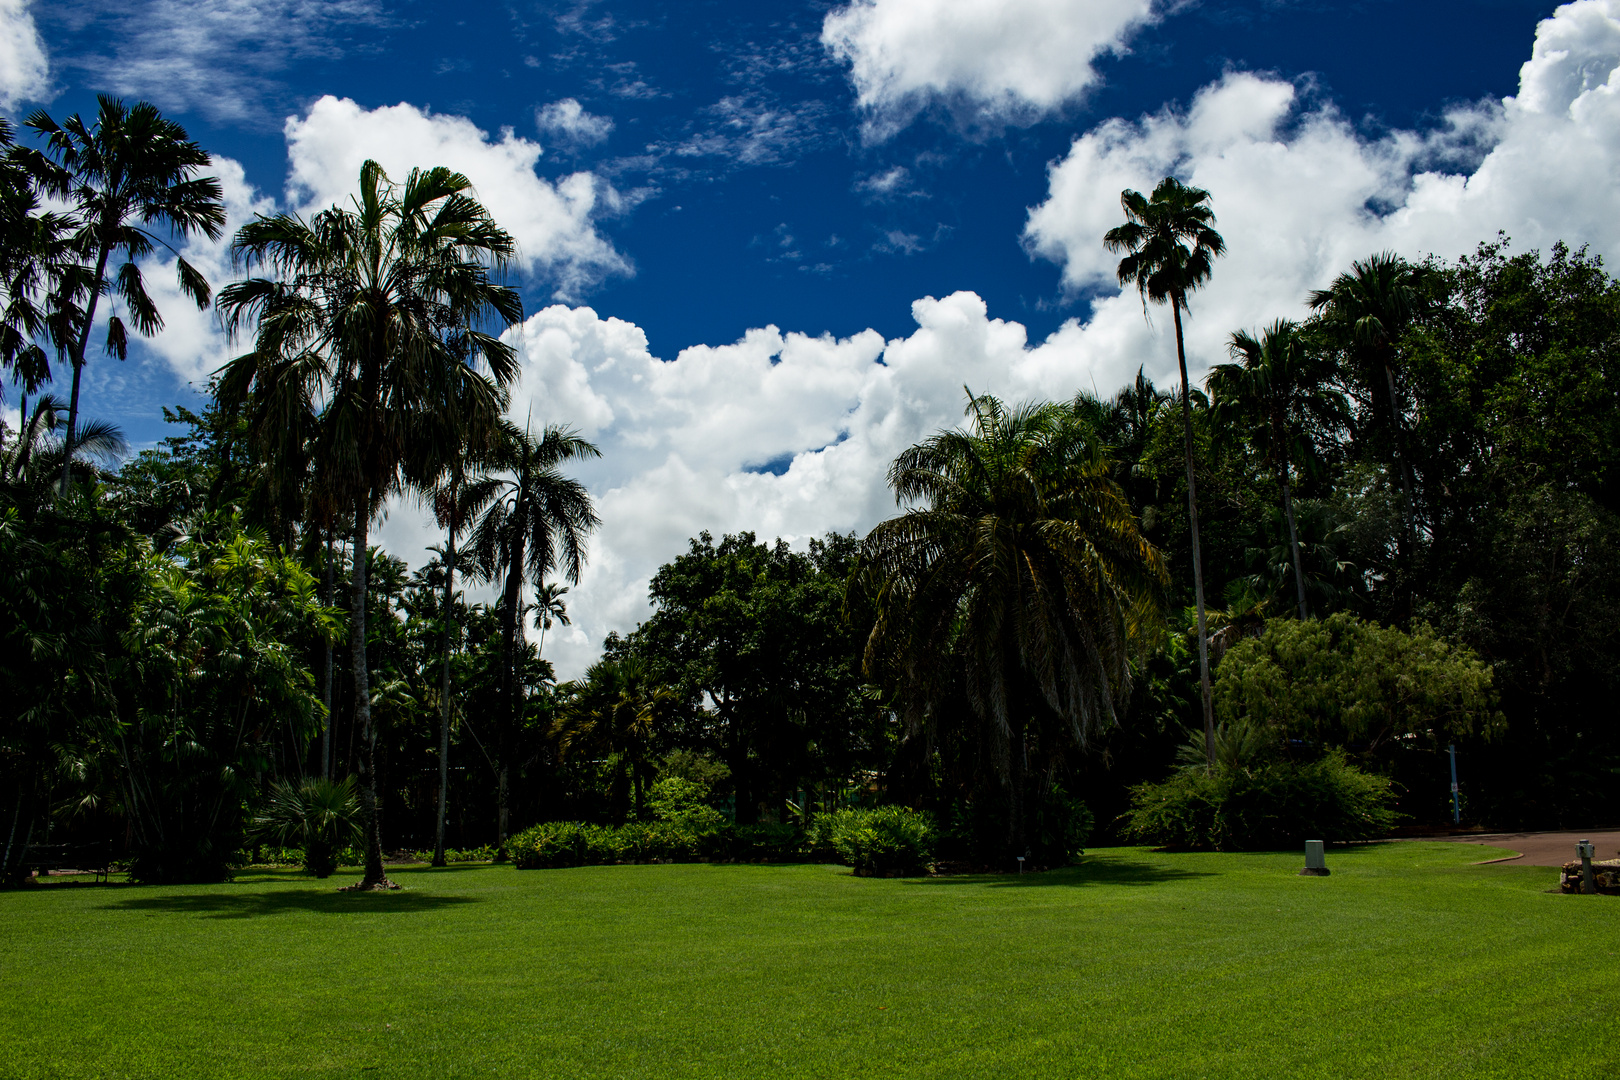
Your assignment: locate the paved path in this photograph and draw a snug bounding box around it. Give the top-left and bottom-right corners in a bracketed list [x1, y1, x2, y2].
[1418, 830, 1620, 867]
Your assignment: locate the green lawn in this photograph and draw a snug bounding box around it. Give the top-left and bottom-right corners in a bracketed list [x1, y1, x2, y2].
[2, 843, 1614, 1079]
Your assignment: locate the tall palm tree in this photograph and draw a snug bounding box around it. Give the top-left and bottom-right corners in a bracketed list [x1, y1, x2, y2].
[1104, 176, 1225, 764]
[1208, 319, 1347, 620]
[1307, 252, 1427, 538]
[0, 117, 77, 401]
[421, 468, 501, 868]
[859, 394, 1165, 860]
[24, 97, 225, 492]
[217, 160, 522, 890]
[471, 423, 600, 851]
[533, 582, 571, 657]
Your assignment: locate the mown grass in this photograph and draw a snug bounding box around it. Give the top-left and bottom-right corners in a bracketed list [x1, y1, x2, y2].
[2, 842, 1614, 1079]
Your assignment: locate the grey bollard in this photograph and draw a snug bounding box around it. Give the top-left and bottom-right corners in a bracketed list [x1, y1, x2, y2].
[1579, 839, 1596, 894]
[1299, 839, 1330, 877]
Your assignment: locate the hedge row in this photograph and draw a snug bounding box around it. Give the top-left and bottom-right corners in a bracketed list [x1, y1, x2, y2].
[508, 807, 938, 875]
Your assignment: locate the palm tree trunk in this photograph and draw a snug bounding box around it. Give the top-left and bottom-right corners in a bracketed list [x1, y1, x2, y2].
[433, 488, 459, 868]
[320, 532, 335, 780]
[350, 503, 392, 889]
[1278, 461, 1309, 621]
[1171, 301, 1216, 764]
[498, 535, 525, 856]
[58, 243, 111, 495]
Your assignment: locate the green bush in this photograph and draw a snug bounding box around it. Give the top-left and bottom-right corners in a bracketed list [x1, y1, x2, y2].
[508, 807, 935, 872]
[1122, 750, 1397, 851]
[509, 819, 730, 868]
[816, 807, 936, 876]
[645, 776, 728, 832]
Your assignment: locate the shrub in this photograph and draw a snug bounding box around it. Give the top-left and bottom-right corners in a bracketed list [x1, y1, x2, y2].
[509, 819, 729, 868]
[817, 807, 936, 876]
[646, 776, 727, 832]
[509, 821, 593, 869]
[1122, 750, 1397, 851]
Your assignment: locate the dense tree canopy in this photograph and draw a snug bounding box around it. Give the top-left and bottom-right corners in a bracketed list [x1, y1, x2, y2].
[5, 113, 1620, 884]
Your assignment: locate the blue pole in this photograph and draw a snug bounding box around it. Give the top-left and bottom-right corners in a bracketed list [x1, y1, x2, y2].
[1448, 744, 1460, 825]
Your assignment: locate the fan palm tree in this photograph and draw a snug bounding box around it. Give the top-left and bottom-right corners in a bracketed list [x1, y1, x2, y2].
[859, 393, 1165, 859]
[470, 422, 600, 850]
[1208, 319, 1347, 620]
[1104, 176, 1225, 763]
[1307, 252, 1428, 536]
[216, 160, 522, 890]
[24, 97, 225, 493]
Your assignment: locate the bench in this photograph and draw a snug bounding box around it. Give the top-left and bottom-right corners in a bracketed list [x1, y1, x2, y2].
[25, 843, 114, 883]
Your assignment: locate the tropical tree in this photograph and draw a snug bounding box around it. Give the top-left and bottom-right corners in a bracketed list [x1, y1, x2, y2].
[1104, 176, 1226, 763]
[422, 471, 500, 868]
[117, 517, 336, 882]
[533, 582, 571, 658]
[470, 423, 600, 850]
[2, 394, 128, 512]
[626, 531, 882, 823]
[553, 657, 678, 820]
[1208, 319, 1347, 619]
[217, 160, 522, 889]
[24, 97, 225, 492]
[0, 117, 77, 401]
[252, 775, 363, 878]
[1307, 252, 1429, 536]
[859, 394, 1166, 860]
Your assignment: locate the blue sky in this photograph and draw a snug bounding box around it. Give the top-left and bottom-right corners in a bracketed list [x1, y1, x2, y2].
[6, 0, 1616, 674]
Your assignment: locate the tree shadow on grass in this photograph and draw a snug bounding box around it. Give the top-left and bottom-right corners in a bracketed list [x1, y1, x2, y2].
[909, 851, 1217, 889]
[100, 889, 482, 919]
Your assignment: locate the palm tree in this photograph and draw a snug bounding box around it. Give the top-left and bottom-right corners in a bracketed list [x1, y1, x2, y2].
[1, 394, 127, 512]
[1307, 252, 1427, 539]
[533, 582, 571, 657]
[421, 470, 501, 868]
[554, 657, 676, 820]
[217, 160, 522, 890]
[0, 117, 77, 401]
[24, 97, 225, 493]
[1208, 319, 1347, 620]
[1104, 176, 1226, 764]
[405, 344, 508, 869]
[471, 423, 600, 851]
[859, 393, 1165, 861]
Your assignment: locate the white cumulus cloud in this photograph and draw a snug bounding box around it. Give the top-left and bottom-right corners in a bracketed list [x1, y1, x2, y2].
[375, 292, 1123, 680]
[141, 156, 276, 388]
[822, 0, 1156, 137]
[0, 0, 49, 109]
[536, 98, 614, 147]
[284, 96, 632, 300]
[1022, 0, 1620, 395]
